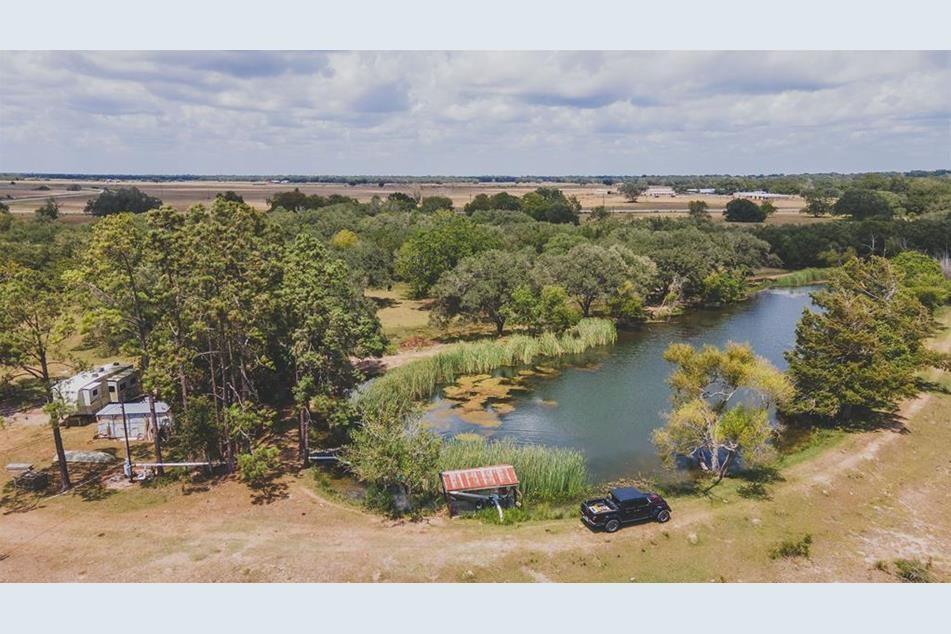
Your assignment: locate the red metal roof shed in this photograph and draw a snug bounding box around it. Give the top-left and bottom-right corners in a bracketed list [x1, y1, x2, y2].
[440, 464, 519, 493]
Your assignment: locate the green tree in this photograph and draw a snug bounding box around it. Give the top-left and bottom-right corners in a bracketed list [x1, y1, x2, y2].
[589, 205, 610, 221]
[348, 407, 442, 510]
[395, 212, 501, 297]
[330, 228, 359, 249]
[700, 270, 747, 305]
[891, 251, 950, 308]
[687, 200, 710, 220]
[653, 342, 792, 484]
[800, 186, 837, 217]
[386, 192, 418, 212]
[65, 213, 157, 366]
[430, 250, 530, 336]
[519, 187, 580, 224]
[507, 284, 581, 334]
[419, 195, 454, 213]
[618, 181, 644, 202]
[281, 234, 385, 464]
[0, 263, 73, 399]
[0, 264, 75, 490]
[723, 198, 767, 222]
[217, 190, 245, 203]
[541, 244, 642, 317]
[786, 257, 948, 420]
[237, 446, 280, 487]
[84, 186, 162, 216]
[832, 189, 894, 220]
[34, 197, 59, 221]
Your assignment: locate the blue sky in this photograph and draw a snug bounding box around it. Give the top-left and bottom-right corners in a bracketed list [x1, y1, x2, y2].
[1, 51, 948, 175]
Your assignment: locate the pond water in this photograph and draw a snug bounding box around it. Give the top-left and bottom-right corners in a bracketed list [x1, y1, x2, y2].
[422, 286, 820, 482]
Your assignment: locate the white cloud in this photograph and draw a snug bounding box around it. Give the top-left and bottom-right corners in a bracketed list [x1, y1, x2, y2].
[0, 51, 947, 174]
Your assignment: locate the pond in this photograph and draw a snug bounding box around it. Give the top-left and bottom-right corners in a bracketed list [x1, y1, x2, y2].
[422, 286, 820, 482]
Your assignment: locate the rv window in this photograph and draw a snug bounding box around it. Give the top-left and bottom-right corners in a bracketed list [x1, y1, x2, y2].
[109, 385, 116, 392]
[119, 382, 126, 390]
[92, 389, 98, 396]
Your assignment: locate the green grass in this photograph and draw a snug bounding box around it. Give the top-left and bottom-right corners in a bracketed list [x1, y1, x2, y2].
[357, 318, 616, 417]
[766, 267, 834, 288]
[438, 436, 589, 503]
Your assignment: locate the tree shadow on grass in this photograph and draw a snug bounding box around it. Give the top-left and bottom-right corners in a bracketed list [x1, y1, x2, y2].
[248, 477, 289, 505]
[367, 295, 399, 309]
[735, 465, 785, 500]
[0, 480, 48, 514]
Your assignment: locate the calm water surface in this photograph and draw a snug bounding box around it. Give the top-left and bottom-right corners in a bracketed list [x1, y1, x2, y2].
[423, 286, 820, 481]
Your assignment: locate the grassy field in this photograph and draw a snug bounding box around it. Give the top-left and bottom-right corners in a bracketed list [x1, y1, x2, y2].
[2, 178, 821, 225]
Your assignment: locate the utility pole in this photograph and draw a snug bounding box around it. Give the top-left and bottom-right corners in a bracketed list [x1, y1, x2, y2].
[148, 392, 165, 476]
[119, 394, 134, 482]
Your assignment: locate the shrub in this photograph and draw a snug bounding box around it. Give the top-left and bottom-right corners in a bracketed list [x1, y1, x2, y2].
[893, 558, 933, 583]
[723, 198, 767, 222]
[768, 534, 812, 559]
[237, 446, 281, 487]
[84, 186, 162, 216]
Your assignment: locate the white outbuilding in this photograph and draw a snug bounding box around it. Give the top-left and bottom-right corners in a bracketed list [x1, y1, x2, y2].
[95, 400, 173, 440]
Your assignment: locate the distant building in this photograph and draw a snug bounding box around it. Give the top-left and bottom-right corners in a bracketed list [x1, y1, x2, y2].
[52, 362, 141, 418]
[644, 186, 677, 197]
[95, 399, 173, 440]
[686, 188, 716, 195]
[732, 190, 790, 200]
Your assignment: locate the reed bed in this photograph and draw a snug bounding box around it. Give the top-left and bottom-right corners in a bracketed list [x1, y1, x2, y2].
[438, 437, 589, 502]
[358, 318, 616, 417]
[767, 267, 834, 288]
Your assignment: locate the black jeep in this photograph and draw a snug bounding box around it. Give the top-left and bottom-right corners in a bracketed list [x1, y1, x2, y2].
[580, 486, 671, 532]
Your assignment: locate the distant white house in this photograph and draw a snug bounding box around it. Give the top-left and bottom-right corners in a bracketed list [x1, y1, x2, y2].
[644, 186, 677, 197]
[95, 400, 173, 440]
[687, 188, 716, 195]
[732, 190, 791, 200]
[52, 362, 141, 418]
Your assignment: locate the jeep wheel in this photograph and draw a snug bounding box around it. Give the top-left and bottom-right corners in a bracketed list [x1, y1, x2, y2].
[605, 519, 620, 533]
[656, 510, 671, 523]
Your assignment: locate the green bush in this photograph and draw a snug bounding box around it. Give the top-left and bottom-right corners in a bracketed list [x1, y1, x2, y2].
[768, 534, 813, 559]
[237, 446, 280, 487]
[893, 558, 933, 583]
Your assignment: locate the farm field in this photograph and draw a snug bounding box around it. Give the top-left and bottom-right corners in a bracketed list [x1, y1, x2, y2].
[0, 178, 822, 224]
[1, 309, 947, 583]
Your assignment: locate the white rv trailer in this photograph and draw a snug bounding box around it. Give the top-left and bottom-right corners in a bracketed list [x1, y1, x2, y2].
[52, 362, 141, 419]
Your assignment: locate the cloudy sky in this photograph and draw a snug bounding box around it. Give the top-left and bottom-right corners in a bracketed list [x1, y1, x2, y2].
[1, 51, 948, 175]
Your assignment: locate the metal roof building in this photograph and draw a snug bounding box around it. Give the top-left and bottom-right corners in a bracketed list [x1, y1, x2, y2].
[440, 464, 521, 517]
[440, 465, 519, 492]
